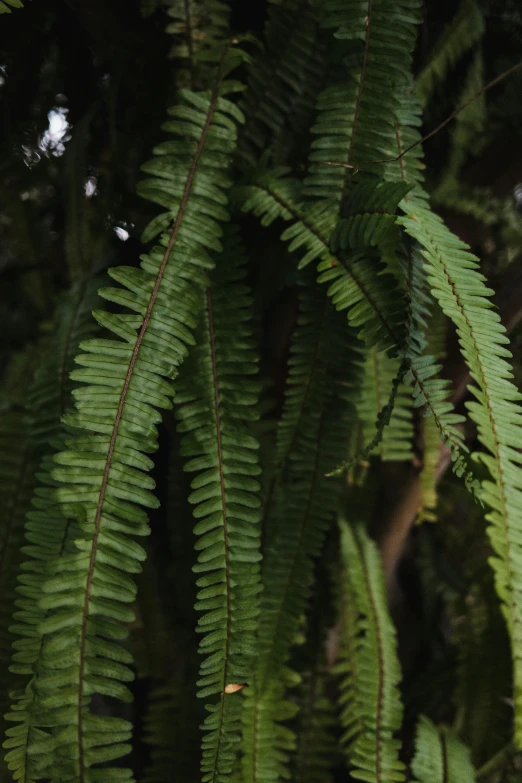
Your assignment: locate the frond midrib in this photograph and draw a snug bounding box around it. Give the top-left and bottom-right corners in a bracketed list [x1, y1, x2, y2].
[205, 285, 233, 782]
[355, 530, 385, 783]
[342, 0, 373, 197]
[259, 411, 326, 695]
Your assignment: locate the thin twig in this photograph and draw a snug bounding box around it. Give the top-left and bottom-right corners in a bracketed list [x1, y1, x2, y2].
[315, 60, 522, 173]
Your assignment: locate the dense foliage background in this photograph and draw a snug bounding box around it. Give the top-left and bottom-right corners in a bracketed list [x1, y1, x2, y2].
[1, 0, 522, 781]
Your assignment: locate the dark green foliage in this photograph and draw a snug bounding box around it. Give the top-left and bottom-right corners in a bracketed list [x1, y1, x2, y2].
[1, 1, 522, 782]
[174, 228, 262, 781]
[335, 520, 405, 782]
[412, 716, 476, 783]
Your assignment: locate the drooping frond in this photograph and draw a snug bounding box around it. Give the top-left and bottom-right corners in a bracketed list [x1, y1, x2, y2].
[5, 48, 247, 782]
[305, 0, 421, 200]
[0, 356, 36, 729]
[416, 0, 485, 107]
[411, 715, 476, 783]
[237, 1, 325, 168]
[274, 267, 362, 473]
[385, 80, 426, 199]
[174, 227, 263, 782]
[335, 519, 405, 783]
[3, 279, 102, 783]
[453, 583, 512, 767]
[399, 201, 522, 743]
[293, 668, 336, 783]
[330, 180, 412, 252]
[237, 173, 408, 356]
[241, 273, 361, 783]
[165, 0, 230, 88]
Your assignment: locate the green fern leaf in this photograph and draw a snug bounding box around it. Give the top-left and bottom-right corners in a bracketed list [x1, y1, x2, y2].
[241, 287, 360, 783]
[237, 1, 325, 168]
[174, 227, 262, 782]
[3, 280, 103, 783]
[335, 519, 405, 783]
[305, 0, 421, 200]
[399, 201, 522, 743]
[293, 668, 336, 783]
[238, 173, 408, 356]
[6, 49, 246, 782]
[356, 350, 413, 463]
[165, 0, 230, 88]
[412, 715, 476, 783]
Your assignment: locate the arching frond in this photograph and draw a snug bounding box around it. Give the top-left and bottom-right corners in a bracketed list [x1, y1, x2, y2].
[241, 269, 361, 783]
[165, 0, 230, 88]
[399, 201, 522, 742]
[174, 227, 262, 782]
[6, 48, 247, 782]
[3, 279, 102, 783]
[335, 519, 405, 783]
[305, 0, 421, 200]
[237, 1, 325, 168]
[411, 715, 476, 783]
[237, 173, 408, 356]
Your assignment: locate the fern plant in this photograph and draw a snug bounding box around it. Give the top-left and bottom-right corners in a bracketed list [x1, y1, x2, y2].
[1, 0, 522, 781]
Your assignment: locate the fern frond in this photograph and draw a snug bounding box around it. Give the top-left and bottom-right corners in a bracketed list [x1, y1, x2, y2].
[174, 227, 262, 782]
[165, 0, 230, 88]
[293, 668, 336, 783]
[274, 268, 362, 472]
[399, 201, 522, 743]
[3, 279, 102, 783]
[453, 584, 511, 766]
[237, 173, 408, 356]
[305, 0, 421, 200]
[416, 0, 485, 106]
[6, 49, 247, 782]
[416, 308, 448, 523]
[241, 280, 360, 783]
[412, 715, 476, 783]
[335, 519, 405, 783]
[356, 350, 413, 462]
[0, 409, 34, 727]
[237, 1, 325, 168]
[385, 80, 426, 198]
[330, 180, 412, 252]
